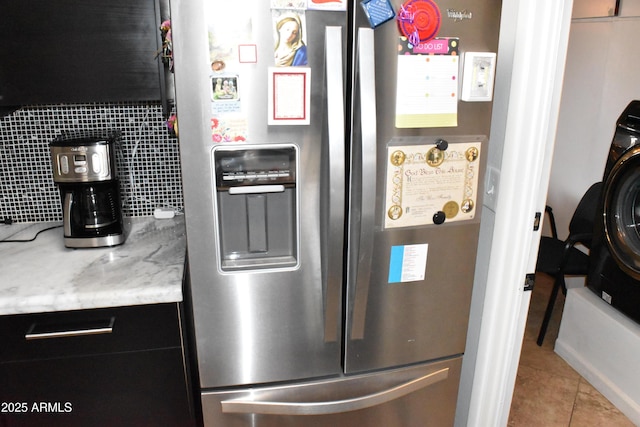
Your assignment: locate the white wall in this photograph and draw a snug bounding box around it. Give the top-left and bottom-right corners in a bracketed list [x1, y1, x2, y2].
[550, 16, 640, 238]
[548, 14, 640, 422]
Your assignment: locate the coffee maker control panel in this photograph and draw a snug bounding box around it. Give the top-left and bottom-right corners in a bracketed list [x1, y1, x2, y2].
[51, 143, 113, 183]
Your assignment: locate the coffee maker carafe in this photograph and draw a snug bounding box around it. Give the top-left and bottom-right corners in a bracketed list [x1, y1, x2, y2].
[50, 132, 126, 248]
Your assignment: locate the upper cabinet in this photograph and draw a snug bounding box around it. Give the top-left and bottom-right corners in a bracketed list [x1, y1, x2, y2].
[0, 0, 168, 107]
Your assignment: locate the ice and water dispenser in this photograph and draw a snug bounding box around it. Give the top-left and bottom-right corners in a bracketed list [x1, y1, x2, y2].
[212, 145, 298, 271]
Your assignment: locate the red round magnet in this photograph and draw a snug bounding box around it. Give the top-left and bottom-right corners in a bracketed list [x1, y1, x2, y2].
[397, 0, 441, 44]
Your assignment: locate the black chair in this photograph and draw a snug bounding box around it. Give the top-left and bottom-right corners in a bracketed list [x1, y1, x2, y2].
[536, 182, 603, 346]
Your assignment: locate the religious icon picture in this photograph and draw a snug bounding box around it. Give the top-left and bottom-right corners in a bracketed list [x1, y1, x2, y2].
[272, 11, 308, 67]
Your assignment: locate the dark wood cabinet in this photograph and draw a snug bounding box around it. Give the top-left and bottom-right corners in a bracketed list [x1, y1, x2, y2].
[0, 303, 195, 427]
[0, 0, 166, 107]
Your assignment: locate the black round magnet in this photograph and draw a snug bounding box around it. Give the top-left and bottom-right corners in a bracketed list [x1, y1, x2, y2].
[435, 138, 449, 151]
[433, 211, 446, 225]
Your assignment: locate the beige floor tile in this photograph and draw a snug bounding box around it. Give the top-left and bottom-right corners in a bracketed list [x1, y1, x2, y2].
[569, 380, 636, 427]
[519, 333, 581, 382]
[509, 273, 636, 426]
[518, 275, 581, 382]
[508, 364, 579, 427]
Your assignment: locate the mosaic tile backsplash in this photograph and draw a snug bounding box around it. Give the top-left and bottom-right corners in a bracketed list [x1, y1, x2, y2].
[0, 102, 183, 223]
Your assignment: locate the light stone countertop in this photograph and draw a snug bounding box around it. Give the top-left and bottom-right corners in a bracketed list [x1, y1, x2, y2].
[0, 216, 186, 315]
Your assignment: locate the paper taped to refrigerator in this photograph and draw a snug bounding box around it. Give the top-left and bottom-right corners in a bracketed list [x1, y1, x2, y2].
[388, 244, 429, 283]
[384, 142, 481, 228]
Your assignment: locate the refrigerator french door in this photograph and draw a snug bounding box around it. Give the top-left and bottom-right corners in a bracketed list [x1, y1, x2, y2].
[171, 0, 501, 425]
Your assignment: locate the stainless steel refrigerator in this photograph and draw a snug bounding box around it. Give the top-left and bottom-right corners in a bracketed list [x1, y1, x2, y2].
[171, 0, 501, 425]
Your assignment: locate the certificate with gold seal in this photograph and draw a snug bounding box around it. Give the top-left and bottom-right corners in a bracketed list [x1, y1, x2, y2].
[384, 141, 481, 228]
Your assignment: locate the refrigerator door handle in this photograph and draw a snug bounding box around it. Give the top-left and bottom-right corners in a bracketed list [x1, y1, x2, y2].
[322, 26, 346, 343]
[220, 367, 449, 415]
[351, 27, 377, 340]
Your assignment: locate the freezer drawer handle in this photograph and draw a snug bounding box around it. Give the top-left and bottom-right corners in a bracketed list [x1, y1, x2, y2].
[220, 367, 449, 416]
[25, 317, 115, 340]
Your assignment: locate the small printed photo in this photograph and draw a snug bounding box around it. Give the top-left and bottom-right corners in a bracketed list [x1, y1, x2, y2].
[211, 76, 239, 101]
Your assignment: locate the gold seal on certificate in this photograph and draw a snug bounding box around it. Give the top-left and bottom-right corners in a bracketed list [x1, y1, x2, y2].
[466, 147, 479, 162]
[388, 204, 403, 220]
[443, 201, 459, 218]
[426, 147, 445, 167]
[390, 150, 406, 166]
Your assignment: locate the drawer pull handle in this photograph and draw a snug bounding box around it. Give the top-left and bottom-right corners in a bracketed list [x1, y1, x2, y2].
[25, 317, 115, 340]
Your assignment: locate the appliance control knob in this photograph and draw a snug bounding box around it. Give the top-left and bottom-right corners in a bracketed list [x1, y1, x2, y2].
[435, 138, 449, 151]
[433, 211, 446, 225]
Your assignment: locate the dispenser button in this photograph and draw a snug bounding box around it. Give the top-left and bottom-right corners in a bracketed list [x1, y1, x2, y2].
[75, 166, 87, 174]
[91, 153, 102, 174]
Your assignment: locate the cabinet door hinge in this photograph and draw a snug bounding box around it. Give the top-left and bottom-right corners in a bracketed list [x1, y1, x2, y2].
[524, 273, 535, 291]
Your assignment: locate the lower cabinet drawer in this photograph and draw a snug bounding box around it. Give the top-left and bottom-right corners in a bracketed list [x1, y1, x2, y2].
[0, 303, 195, 426]
[0, 303, 182, 362]
[0, 348, 194, 427]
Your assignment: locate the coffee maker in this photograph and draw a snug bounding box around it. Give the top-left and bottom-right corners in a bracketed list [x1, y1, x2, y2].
[50, 132, 126, 248]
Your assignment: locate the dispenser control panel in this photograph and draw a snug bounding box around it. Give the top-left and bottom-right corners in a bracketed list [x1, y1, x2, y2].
[214, 146, 296, 189]
[212, 144, 299, 272]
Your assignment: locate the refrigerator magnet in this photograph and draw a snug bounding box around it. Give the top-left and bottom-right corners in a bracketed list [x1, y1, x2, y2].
[238, 45, 257, 64]
[308, 0, 347, 11]
[211, 75, 239, 102]
[210, 117, 248, 143]
[211, 75, 241, 115]
[397, 0, 441, 45]
[268, 67, 311, 125]
[360, 0, 395, 28]
[273, 11, 309, 67]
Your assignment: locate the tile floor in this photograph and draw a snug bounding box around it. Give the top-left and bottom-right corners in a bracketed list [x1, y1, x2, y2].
[508, 274, 636, 426]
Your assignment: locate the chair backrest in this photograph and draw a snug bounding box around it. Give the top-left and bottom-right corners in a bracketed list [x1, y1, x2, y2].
[568, 181, 603, 246]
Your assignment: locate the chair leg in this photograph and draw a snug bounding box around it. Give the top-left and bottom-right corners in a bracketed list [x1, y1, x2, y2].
[537, 276, 562, 346]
